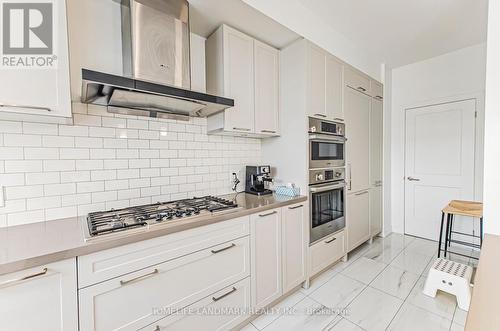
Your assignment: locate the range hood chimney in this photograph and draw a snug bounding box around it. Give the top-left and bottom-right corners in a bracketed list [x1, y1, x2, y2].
[80, 0, 234, 120]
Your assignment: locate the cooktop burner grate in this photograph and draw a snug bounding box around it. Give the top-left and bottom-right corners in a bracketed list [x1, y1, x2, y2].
[86, 196, 238, 238]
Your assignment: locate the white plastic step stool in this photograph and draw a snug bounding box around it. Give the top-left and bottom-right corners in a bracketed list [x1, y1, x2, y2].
[423, 258, 473, 311]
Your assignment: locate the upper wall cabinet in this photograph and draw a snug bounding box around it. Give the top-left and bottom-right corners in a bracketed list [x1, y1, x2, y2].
[344, 67, 370, 95]
[307, 43, 344, 122]
[206, 25, 280, 137]
[0, 0, 71, 118]
[371, 80, 384, 101]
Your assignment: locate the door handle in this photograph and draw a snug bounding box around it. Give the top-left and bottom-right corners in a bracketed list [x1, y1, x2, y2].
[407, 177, 420, 182]
[259, 211, 278, 217]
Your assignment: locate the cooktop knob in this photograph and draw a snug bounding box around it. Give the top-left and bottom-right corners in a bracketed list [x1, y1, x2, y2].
[315, 173, 324, 181]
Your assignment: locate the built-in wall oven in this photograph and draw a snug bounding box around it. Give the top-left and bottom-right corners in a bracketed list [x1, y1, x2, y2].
[309, 168, 346, 244]
[309, 118, 346, 169]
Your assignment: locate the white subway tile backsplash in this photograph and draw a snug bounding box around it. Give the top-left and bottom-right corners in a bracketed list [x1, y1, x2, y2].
[24, 147, 59, 160]
[43, 160, 75, 172]
[0, 147, 24, 160]
[0, 105, 262, 226]
[23, 122, 58, 135]
[6, 185, 44, 199]
[5, 160, 42, 173]
[0, 121, 22, 133]
[25, 172, 60, 185]
[43, 135, 74, 147]
[27, 196, 61, 210]
[4, 134, 42, 147]
[74, 114, 102, 126]
[77, 181, 105, 193]
[75, 137, 103, 148]
[44, 183, 76, 196]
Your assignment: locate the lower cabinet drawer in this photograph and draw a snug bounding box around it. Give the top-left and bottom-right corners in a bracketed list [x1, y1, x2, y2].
[140, 277, 251, 331]
[79, 236, 250, 331]
[309, 230, 346, 277]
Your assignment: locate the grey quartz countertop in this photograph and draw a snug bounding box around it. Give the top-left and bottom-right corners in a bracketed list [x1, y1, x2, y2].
[0, 193, 307, 275]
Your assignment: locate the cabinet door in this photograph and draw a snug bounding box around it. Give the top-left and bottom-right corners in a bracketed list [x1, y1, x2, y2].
[254, 40, 280, 135]
[306, 43, 327, 119]
[0, 259, 78, 331]
[309, 230, 346, 277]
[0, 0, 71, 117]
[250, 208, 282, 308]
[344, 67, 370, 94]
[223, 26, 255, 133]
[370, 187, 383, 237]
[190, 33, 206, 93]
[345, 87, 371, 192]
[347, 190, 370, 252]
[282, 203, 307, 293]
[370, 80, 384, 100]
[370, 98, 383, 186]
[326, 55, 344, 122]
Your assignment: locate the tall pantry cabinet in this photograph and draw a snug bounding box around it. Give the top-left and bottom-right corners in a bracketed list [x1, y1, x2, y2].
[344, 68, 384, 252]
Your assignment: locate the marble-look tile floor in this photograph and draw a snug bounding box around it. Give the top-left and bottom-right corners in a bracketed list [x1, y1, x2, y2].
[240, 233, 477, 331]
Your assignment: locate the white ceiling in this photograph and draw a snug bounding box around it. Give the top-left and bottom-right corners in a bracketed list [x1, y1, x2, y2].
[188, 0, 300, 48]
[297, 0, 489, 67]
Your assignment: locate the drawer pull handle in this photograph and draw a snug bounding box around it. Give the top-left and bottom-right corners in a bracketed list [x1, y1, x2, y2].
[0, 104, 51, 112]
[314, 114, 327, 118]
[261, 130, 277, 133]
[259, 211, 278, 217]
[211, 243, 236, 254]
[333, 118, 344, 122]
[120, 269, 159, 286]
[288, 204, 303, 210]
[0, 267, 48, 288]
[233, 127, 251, 131]
[357, 86, 366, 92]
[355, 191, 369, 196]
[325, 237, 337, 244]
[212, 287, 237, 302]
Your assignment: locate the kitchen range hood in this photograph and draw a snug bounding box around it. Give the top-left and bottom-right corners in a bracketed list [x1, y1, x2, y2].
[80, 0, 234, 120]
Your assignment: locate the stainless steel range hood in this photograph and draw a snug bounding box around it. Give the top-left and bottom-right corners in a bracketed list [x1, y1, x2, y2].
[80, 0, 233, 120]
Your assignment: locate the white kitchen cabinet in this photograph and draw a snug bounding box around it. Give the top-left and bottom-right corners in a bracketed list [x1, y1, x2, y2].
[206, 25, 255, 135]
[344, 67, 370, 95]
[250, 208, 282, 308]
[79, 236, 250, 331]
[307, 43, 327, 119]
[345, 87, 371, 193]
[207, 25, 280, 137]
[0, 258, 78, 331]
[140, 277, 251, 331]
[0, 0, 71, 117]
[371, 80, 384, 100]
[282, 202, 307, 293]
[326, 55, 344, 122]
[254, 40, 280, 135]
[347, 190, 371, 252]
[309, 230, 346, 277]
[370, 98, 383, 188]
[306, 43, 344, 122]
[190, 33, 207, 93]
[370, 187, 383, 237]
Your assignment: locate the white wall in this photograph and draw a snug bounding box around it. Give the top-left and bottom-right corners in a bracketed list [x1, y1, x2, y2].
[483, 1, 500, 234]
[390, 43, 487, 234]
[241, 0, 381, 80]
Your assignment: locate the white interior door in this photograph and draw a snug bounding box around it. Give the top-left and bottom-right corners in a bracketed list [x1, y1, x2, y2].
[404, 99, 476, 241]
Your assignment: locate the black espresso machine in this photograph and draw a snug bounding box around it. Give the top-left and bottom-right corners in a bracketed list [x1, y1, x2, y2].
[245, 165, 273, 196]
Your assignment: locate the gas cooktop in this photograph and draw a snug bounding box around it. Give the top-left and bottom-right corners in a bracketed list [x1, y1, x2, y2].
[84, 196, 238, 241]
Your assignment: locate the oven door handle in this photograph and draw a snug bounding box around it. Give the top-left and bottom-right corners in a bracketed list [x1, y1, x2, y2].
[309, 182, 346, 193]
[309, 134, 346, 143]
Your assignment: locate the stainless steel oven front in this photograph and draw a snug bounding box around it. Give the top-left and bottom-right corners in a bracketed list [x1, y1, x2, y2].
[309, 134, 346, 169]
[309, 169, 346, 244]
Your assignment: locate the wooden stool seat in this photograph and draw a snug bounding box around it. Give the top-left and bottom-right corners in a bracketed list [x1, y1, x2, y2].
[438, 200, 484, 260]
[442, 200, 483, 218]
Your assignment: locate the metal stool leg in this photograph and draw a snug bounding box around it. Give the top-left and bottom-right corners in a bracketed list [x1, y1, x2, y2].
[438, 212, 445, 258]
[448, 214, 454, 247]
[444, 214, 451, 258]
[480, 217, 484, 248]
